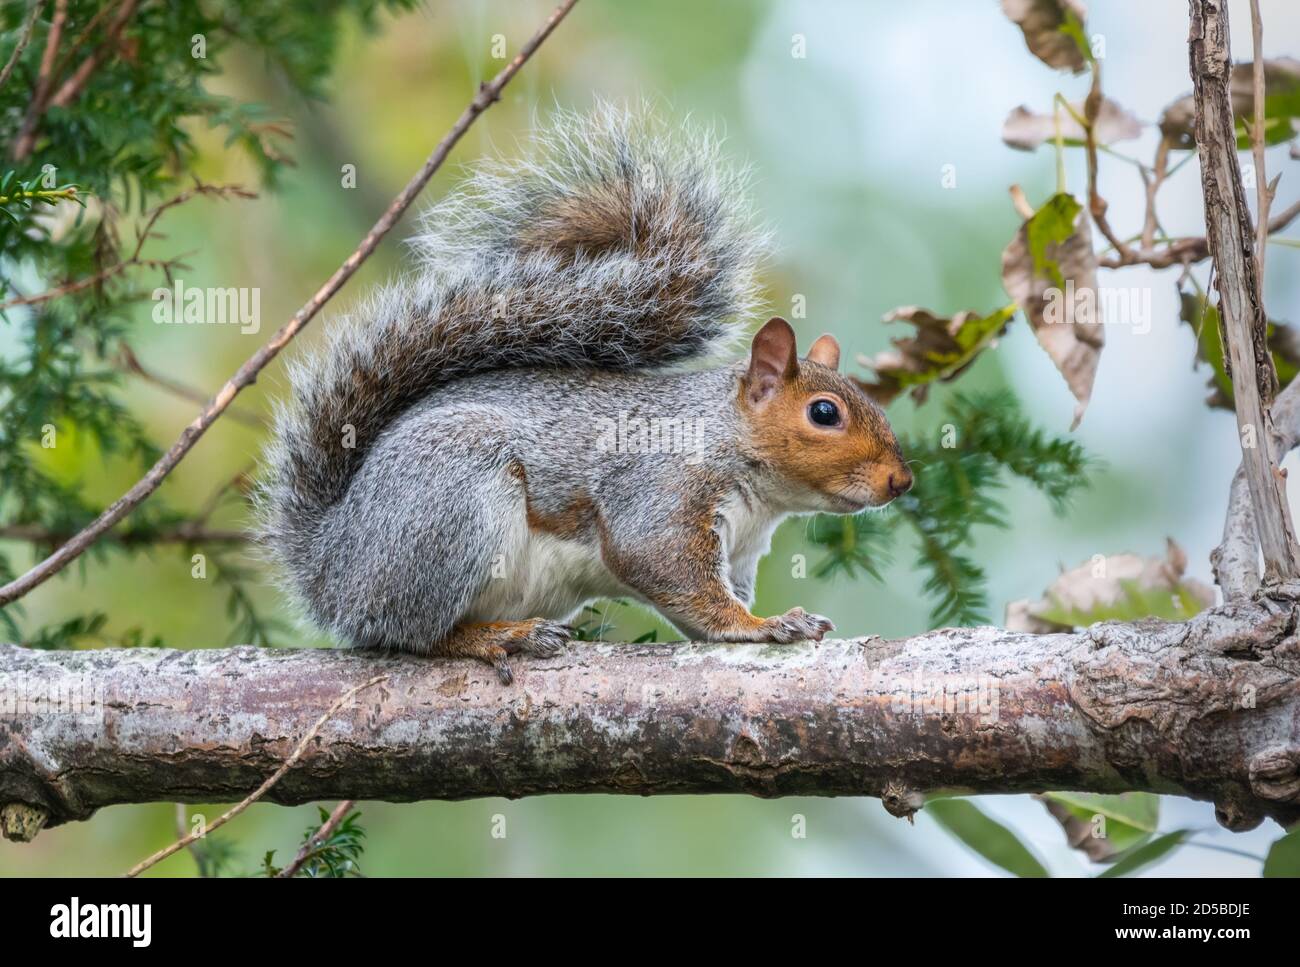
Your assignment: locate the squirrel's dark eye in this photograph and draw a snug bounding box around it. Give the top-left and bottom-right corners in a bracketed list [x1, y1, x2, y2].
[808, 399, 840, 427]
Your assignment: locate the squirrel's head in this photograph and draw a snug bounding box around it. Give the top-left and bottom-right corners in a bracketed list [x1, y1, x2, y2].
[739, 316, 911, 513]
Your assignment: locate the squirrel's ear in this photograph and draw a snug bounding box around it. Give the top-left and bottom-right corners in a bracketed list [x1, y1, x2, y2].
[806, 333, 840, 370]
[746, 316, 798, 404]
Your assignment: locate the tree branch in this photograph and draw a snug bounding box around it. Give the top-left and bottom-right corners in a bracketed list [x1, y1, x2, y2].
[0, 182, 257, 313]
[0, 0, 47, 92]
[0, 523, 246, 546]
[1098, 198, 1300, 270]
[115, 345, 264, 429]
[45, 0, 139, 111]
[274, 799, 355, 878]
[3, 592, 1299, 839]
[1083, 61, 1134, 263]
[123, 675, 386, 876]
[1189, 0, 1300, 583]
[1213, 377, 1300, 600]
[1247, 0, 1275, 295]
[1139, 135, 1171, 252]
[0, 0, 580, 609]
[11, 0, 65, 161]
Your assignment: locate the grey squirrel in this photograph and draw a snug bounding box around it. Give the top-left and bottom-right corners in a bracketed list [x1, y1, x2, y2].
[258, 105, 912, 683]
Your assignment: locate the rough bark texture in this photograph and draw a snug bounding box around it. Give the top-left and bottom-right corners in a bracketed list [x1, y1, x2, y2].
[3, 590, 1300, 836]
[1189, 0, 1300, 583]
[1214, 379, 1300, 600]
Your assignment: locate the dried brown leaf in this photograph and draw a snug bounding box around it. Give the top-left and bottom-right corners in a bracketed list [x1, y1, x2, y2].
[1038, 796, 1121, 863]
[1002, 98, 1142, 151]
[854, 305, 1015, 406]
[1000, 193, 1104, 429]
[1001, 0, 1089, 74]
[1004, 538, 1215, 633]
[1160, 57, 1300, 149]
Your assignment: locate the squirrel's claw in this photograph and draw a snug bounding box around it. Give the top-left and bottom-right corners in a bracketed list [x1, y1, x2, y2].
[500, 619, 572, 658]
[494, 619, 573, 683]
[762, 607, 835, 644]
[494, 654, 515, 686]
[434, 619, 572, 686]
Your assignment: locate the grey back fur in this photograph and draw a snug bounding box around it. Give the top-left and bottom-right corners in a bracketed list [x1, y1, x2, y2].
[256, 104, 768, 645]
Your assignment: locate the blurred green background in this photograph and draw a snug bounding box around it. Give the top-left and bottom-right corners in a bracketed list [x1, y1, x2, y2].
[3, 0, 1299, 876]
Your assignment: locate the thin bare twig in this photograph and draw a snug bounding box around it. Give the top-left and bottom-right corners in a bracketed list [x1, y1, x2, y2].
[0, 0, 580, 609]
[1008, 184, 1035, 219]
[1100, 197, 1300, 269]
[275, 799, 355, 878]
[1082, 60, 1133, 261]
[11, 0, 65, 161]
[47, 0, 121, 84]
[0, 0, 47, 92]
[2, 460, 253, 551]
[0, 523, 247, 545]
[1140, 135, 1171, 251]
[1248, 0, 1276, 298]
[173, 803, 211, 875]
[124, 675, 387, 877]
[131, 182, 258, 256]
[0, 256, 181, 311]
[46, 0, 139, 109]
[0, 183, 253, 311]
[1212, 376, 1300, 599]
[116, 345, 264, 428]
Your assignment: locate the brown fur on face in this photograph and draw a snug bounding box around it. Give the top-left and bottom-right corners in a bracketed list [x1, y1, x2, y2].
[738, 318, 911, 511]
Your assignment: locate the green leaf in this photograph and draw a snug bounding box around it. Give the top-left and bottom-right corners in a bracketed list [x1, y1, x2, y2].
[857, 304, 1017, 406]
[261, 850, 281, 877]
[1043, 792, 1159, 832]
[1025, 193, 1083, 289]
[1161, 58, 1300, 151]
[1263, 826, 1300, 877]
[1013, 541, 1212, 634]
[1097, 829, 1191, 878]
[927, 797, 1050, 878]
[1035, 577, 1211, 626]
[1178, 288, 1300, 410]
[1058, 8, 1094, 67]
[1042, 792, 1159, 856]
[288, 806, 367, 878]
[1002, 0, 1089, 74]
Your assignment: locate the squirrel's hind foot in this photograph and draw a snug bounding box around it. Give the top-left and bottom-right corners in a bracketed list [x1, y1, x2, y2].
[434, 619, 573, 684]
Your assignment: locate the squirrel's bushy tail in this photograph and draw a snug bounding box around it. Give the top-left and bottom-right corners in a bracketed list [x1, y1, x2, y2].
[258, 103, 766, 554]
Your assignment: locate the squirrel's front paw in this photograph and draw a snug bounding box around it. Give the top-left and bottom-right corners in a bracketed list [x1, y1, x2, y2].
[504, 619, 571, 658]
[761, 607, 835, 643]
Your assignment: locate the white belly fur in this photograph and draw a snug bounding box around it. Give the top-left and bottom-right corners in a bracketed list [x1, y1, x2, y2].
[713, 489, 782, 604]
[465, 487, 782, 623]
[465, 511, 630, 622]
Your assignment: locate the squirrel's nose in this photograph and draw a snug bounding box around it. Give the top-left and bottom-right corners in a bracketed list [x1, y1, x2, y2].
[887, 468, 913, 498]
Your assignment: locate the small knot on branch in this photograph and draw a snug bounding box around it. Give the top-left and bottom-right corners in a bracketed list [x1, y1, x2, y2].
[1, 802, 49, 842]
[880, 780, 924, 823]
[1257, 581, 1300, 605]
[1212, 784, 1265, 832]
[1249, 745, 1300, 803]
[474, 80, 503, 108]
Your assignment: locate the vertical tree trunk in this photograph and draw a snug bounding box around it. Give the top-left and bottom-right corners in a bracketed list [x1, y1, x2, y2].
[1188, 0, 1300, 583]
